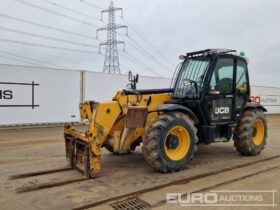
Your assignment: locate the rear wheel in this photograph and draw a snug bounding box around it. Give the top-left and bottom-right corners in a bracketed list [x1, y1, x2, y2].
[233, 109, 267, 155]
[142, 112, 198, 172]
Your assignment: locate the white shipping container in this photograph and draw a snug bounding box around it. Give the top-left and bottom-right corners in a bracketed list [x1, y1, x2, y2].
[251, 86, 280, 114]
[0, 64, 80, 126]
[84, 71, 171, 101]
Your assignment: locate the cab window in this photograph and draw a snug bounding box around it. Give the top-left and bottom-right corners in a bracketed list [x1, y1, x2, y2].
[209, 58, 234, 94]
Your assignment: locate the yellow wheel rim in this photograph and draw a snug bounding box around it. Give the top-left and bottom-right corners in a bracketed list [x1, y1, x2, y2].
[252, 119, 265, 146]
[164, 126, 190, 161]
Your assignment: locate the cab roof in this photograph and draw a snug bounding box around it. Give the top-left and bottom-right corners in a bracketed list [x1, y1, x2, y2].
[182, 49, 248, 64]
[186, 49, 236, 57]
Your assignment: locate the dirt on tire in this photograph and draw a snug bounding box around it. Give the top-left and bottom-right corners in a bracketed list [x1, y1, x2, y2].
[233, 108, 268, 155]
[142, 112, 198, 173]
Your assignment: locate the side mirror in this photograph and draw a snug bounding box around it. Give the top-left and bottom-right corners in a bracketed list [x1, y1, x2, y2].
[135, 74, 139, 83]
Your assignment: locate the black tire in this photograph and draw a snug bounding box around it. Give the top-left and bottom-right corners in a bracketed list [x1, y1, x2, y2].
[142, 112, 198, 172]
[104, 137, 142, 154]
[130, 137, 142, 151]
[233, 109, 268, 156]
[104, 144, 115, 153]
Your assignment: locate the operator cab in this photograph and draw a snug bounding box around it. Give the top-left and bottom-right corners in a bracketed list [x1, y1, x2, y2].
[171, 49, 250, 143]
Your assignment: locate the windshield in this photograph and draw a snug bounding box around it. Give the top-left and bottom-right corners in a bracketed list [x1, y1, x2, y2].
[173, 58, 210, 98]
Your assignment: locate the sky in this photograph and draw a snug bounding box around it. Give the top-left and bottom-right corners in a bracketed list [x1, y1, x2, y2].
[0, 0, 279, 87]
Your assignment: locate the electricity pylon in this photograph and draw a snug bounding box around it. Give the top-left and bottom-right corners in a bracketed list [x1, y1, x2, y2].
[97, 1, 128, 74]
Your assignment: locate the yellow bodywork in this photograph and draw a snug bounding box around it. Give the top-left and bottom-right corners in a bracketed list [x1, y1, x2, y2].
[64, 90, 171, 177]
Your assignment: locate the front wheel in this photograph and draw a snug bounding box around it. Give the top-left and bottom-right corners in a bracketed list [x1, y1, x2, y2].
[233, 109, 268, 155]
[142, 112, 198, 173]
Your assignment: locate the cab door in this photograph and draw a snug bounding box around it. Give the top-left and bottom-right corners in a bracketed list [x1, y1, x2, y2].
[205, 57, 235, 124]
[235, 59, 250, 118]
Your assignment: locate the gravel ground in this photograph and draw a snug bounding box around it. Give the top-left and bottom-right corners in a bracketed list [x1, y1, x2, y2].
[0, 114, 279, 210]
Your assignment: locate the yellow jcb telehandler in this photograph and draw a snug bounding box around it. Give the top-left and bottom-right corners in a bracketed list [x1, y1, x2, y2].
[64, 49, 268, 178]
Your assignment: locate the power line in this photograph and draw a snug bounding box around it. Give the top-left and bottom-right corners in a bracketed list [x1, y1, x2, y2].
[128, 36, 172, 73]
[125, 51, 162, 76]
[0, 50, 67, 68]
[120, 51, 162, 77]
[79, 0, 103, 10]
[120, 33, 173, 74]
[0, 38, 99, 54]
[121, 35, 151, 57]
[39, 0, 101, 21]
[0, 26, 98, 48]
[121, 17, 174, 67]
[14, 0, 100, 28]
[0, 14, 97, 40]
[0, 54, 47, 67]
[0, 50, 54, 67]
[120, 63, 133, 72]
[120, 52, 156, 76]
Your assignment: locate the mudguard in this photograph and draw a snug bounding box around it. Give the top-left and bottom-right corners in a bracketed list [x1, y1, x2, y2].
[244, 102, 267, 112]
[153, 104, 199, 124]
